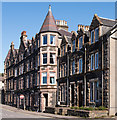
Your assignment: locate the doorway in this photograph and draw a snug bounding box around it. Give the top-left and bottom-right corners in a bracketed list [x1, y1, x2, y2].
[79, 83, 83, 107]
[44, 94, 48, 107]
[71, 84, 74, 106]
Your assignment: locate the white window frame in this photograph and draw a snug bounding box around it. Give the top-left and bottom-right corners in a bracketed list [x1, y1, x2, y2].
[50, 53, 55, 64]
[43, 35, 47, 45]
[43, 53, 47, 64]
[50, 35, 55, 45]
[50, 72, 56, 84]
[42, 72, 47, 85]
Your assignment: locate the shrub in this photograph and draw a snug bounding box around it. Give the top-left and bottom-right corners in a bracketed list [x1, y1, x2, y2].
[98, 106, 107, 110]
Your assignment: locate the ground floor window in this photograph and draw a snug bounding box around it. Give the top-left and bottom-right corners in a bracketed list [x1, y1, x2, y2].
[34, 93, 38, 106]
[90, 80, 99, 102]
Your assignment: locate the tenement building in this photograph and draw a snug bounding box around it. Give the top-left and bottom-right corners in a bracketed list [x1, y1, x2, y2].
[57, 14, 117, 115]
[4, 5, 71, 112]
[4, 6, 117, 116]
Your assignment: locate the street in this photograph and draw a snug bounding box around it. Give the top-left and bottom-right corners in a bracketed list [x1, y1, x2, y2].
[0, 104, 116, 120]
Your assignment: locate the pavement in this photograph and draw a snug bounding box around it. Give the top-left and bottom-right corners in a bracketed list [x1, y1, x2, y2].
[0, 104, 117, 120]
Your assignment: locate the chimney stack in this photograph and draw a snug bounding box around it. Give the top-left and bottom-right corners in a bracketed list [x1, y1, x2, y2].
[21, 31, 27, 41]
[85, 26, 89, 31]
[10, 41, 14, 50]
[21, 31, 27, 36]
[78, 24, 81, 31]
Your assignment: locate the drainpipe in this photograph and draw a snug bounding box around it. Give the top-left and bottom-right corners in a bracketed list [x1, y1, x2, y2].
[56, 56, 59, 106]
[84, 47, 87, 107]
[67, 53, 69, 107]
[102, 38, 104, 106]
[24, 95, 26, 110]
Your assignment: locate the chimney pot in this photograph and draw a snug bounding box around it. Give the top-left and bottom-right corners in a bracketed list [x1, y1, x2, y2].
[21, 31, 27, 36]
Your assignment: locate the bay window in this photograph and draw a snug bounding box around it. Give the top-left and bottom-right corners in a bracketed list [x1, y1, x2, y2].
[50, 35, 55, 45]
[50, 72, 55, 84]
[43, 53, 47, 64]
[42, 72, 47, 84]
[43, 35, 47, 45]
[50, 53, 55, 64]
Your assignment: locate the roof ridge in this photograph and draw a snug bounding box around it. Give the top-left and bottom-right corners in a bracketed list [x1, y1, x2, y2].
[99, 16, 116, 21]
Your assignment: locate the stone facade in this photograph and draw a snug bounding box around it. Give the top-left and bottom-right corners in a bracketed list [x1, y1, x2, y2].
[4, 6, 71, 112]
[57, 14, 117, 116]
[0, 73, 4, 104]
[4, 6, 117, 116]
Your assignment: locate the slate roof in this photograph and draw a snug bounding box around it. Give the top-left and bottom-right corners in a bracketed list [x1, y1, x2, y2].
[5, 49, 11, 63]
[5, 49, 18, 63]
[40, 5, 58, 33]
[58, 29, 72, 37]
[99, 17, 117, 27]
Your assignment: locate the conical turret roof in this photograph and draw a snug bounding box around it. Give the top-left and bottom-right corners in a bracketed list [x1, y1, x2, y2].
[40, 5, 58, 33]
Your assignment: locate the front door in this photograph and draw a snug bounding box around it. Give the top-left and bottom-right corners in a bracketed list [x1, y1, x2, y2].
[44, 94, 48, 107]
[71, 84, 74, 106]
[79, 83, 83, 107]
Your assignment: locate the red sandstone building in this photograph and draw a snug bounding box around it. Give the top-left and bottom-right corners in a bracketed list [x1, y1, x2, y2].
[4, 5, 71, 112]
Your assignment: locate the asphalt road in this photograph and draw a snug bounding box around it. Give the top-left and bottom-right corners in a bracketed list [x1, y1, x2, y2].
[0, 104, 117, 120]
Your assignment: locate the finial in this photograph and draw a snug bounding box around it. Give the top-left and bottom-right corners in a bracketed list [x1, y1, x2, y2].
[49, 5, 51, 12]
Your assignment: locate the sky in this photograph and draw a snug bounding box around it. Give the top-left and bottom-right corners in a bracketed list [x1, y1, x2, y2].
[1, 2, 115, 73]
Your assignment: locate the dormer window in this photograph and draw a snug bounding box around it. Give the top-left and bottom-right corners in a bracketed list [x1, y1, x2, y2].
[50, 35, 55, 45]
[91, 30, 94, 44]
[95, 28, 99, 42]
[72, 40, 75, 52]
[43, 35, 47, 45]
[79, 36, 83, 49]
